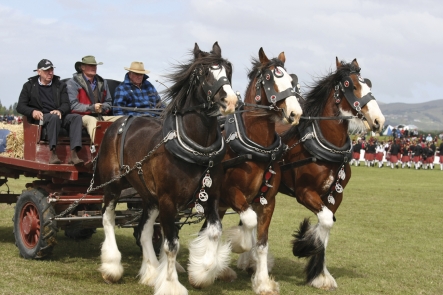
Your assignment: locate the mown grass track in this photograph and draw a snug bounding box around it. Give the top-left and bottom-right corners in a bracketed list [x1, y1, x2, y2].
[0, 165, 442, 295]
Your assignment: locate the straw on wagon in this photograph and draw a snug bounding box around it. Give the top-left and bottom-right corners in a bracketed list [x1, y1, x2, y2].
[0, 123, 24, 159]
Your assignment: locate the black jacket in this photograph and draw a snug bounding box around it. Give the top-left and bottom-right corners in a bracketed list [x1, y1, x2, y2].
[390, 143, 400, 155]
[17, 75, 70, 123]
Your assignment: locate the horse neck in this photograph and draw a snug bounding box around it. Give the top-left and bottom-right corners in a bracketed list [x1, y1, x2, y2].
[317, 92, 350, 147]
[181, 97, 218, 146]
[243, 86, 275, 147]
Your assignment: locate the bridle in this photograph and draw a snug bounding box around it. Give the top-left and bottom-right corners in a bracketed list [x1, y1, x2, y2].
[184, 64, 231, 114]
[254, 67, 298, 105]
[239, 66, 301, 122]
[334, 68, 375, 119]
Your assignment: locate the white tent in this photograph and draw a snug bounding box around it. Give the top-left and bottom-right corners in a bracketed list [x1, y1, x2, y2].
[382, 125, 394, 136]
[404, 124, 418, 130]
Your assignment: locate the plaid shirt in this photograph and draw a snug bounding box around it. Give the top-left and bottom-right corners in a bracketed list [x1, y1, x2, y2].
[113, 73, 162, 116]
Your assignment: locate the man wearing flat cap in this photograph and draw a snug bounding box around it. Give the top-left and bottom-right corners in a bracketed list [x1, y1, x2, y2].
[67, 55, 119, 142]
[17, 59, 84, 165]
[113, 61, 162, 116]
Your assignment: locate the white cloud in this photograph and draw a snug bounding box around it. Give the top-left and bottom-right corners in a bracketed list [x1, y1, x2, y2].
[1, 0, 443, 109]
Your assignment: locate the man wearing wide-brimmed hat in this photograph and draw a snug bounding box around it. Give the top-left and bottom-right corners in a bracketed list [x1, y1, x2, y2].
[113, 61, 162, 116]
[67, 55, 120, 142]
[17, 59, 84, 165]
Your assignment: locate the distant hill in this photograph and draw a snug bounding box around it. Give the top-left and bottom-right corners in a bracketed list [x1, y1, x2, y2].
[378, 99, 443, 132]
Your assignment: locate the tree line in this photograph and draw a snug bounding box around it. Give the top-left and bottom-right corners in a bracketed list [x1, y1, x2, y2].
[0, 101, 19, 116]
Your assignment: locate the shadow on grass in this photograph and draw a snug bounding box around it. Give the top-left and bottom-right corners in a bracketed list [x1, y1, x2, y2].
[0, 226, 15, 244]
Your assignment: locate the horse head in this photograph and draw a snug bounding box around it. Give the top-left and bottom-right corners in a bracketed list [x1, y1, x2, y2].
[192, 42, 238, 115]
[335, 57, 385, 133]
[163, 42, 238, 117]
[247, 48, 302, 125]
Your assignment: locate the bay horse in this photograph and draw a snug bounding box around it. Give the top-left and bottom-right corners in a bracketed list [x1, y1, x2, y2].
[96, 42, 238, 295]
[277, 58, 385, 290]
[214, 48, 302, 294]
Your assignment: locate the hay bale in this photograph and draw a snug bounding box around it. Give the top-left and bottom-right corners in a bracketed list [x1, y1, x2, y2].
[0, 123, 24, 159]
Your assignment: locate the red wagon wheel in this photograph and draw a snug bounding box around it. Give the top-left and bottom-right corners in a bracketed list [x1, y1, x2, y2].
[19, 202, 41, 248]
[13, 189, 58, 259]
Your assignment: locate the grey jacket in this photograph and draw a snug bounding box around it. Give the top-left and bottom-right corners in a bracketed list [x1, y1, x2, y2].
[66, 73, 112, 115]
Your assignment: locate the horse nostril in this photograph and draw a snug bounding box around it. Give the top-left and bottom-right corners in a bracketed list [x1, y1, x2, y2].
[374, 119, 380, 129]
[290, 111, 295, 118]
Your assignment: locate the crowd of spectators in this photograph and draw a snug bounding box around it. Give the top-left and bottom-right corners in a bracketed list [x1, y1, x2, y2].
[350, 131, 443, 170]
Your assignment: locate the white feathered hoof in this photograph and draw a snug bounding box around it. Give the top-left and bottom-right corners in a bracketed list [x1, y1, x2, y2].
[226, 225, 253, 253]
[99, 263, 124, 284]
[217, 266, 237, 282]
[138, 263, 158, 287]
[309, 272, 337, 290]
[188, 225, 231, 289]
[252, 274, 280, 295]
[155, 280, 188, 295]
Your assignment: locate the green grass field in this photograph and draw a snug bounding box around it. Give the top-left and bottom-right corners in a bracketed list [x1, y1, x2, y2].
[0, 165, 442, 295]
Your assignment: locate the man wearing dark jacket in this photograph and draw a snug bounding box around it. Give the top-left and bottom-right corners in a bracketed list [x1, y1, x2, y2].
[17, 59, 84, 165]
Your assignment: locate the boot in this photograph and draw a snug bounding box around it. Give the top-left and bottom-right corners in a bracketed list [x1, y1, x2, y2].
[49, 150, 61, 164]
[69, 149, 84, 165]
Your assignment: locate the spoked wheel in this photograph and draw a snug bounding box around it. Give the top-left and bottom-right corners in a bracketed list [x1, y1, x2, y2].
[13, 189, 58, 259]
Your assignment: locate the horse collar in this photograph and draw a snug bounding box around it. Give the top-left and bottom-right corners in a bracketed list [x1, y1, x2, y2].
[224, 107, 285, 162]
[298, 121, 352, 163]
[163, 112, 226, 166]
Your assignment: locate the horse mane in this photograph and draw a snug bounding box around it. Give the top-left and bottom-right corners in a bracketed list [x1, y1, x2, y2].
[161, 49, 233, 116]
[282, 59, 358, 141]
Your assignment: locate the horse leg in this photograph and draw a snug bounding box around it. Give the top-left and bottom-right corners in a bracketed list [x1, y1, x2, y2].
[99, 200, 124, 283]
[138, 208, 160, 286]
[154, 202, 187, 295]
[188, 206, 231, 288]
[250, 200, 279, 295]
[227, 206, 257, 253]
[292, 206, 337, 290]
[222, 190, 258, 275]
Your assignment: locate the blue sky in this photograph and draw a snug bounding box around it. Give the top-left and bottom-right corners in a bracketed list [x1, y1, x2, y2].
[1, 0, 443, 108]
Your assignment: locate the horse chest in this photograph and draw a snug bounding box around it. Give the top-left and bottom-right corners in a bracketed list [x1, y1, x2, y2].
[320, 171, 335, 192]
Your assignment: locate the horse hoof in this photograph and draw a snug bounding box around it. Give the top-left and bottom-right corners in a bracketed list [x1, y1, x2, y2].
[259, 291, 279, 295]
[189, 280, 202, 289]
[102, 274, 115, 284]
[320, 286, 337, 291]
[217, 267, 237, 282]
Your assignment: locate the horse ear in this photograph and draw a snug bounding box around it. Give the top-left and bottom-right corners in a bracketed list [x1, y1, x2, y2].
[277, 52, 286, 64]
[335, 57, 341, 69]
[352, 58, 359, 68]
[259, 47, 269, 65]
[212, 42, 222, 57]
[194, 43, 202, 59]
